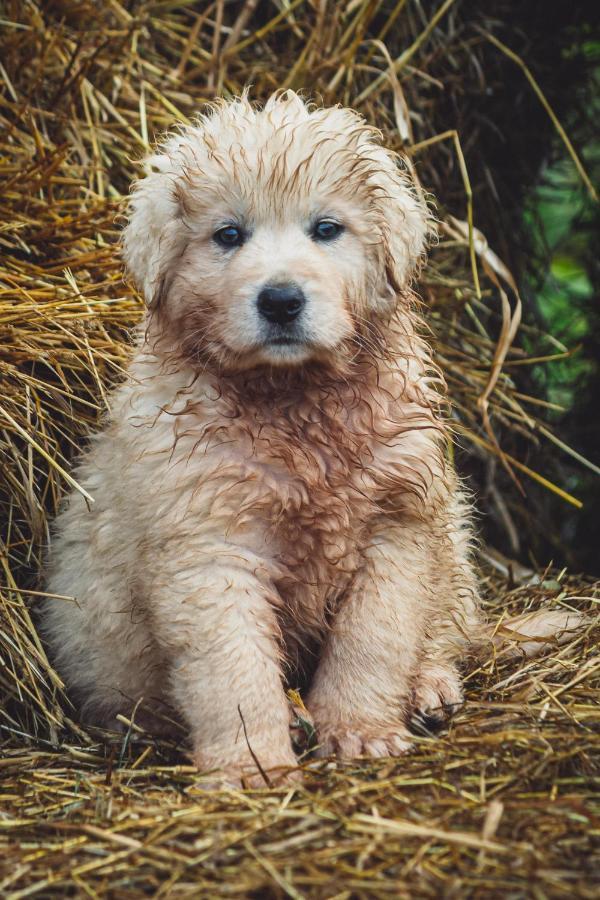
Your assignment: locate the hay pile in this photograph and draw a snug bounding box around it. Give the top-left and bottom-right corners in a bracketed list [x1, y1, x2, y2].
[1, 2, 598, 896]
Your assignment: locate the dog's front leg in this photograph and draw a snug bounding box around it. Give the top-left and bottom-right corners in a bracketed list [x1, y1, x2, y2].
[307, 520, 445, 759]
[149, 555, 298, 786]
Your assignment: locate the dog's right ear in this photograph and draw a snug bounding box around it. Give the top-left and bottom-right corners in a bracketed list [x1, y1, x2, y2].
[122, 149, 187, 308]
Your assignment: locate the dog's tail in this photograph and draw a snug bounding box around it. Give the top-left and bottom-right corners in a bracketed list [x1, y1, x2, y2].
[489, 609, 589, 659]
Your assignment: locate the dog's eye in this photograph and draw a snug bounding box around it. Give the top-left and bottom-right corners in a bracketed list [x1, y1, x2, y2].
[214, 225, 245, 248]
[312, 220, 344, 242]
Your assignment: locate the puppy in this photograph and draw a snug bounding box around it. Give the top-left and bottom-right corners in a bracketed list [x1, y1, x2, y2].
[42, 92, 481, 785]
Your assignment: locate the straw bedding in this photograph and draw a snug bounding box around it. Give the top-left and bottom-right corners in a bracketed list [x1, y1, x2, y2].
[1, 2, 598, 896]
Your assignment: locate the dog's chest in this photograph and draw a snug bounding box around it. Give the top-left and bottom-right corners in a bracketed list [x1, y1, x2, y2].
[167, 374, 429, 635]
[208, 398, 392, 624]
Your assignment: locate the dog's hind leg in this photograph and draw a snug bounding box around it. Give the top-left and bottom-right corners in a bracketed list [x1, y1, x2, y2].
[410, 493, 480, 728]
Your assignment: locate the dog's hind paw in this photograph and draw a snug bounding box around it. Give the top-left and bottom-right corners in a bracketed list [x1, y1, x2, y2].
[411, 662, 463, 730]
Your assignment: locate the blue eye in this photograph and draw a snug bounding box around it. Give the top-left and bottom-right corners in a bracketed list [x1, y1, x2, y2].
[313, 220, 344, 241]
[214, 225, 244, 247]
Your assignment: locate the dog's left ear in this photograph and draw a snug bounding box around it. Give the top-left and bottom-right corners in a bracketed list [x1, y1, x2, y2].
[370, 148, 432, 306]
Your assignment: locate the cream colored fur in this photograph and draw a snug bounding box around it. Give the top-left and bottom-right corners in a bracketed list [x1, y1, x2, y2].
[43, 92, 493, 785]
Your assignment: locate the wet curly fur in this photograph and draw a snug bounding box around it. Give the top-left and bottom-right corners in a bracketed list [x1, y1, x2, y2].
[42, 92, 482, 786]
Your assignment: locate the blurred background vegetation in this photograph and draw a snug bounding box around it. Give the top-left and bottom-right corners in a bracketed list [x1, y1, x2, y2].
[444, 2, 600, 573]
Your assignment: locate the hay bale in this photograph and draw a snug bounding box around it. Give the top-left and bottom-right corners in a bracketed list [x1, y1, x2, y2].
[1, 2, 598, 896]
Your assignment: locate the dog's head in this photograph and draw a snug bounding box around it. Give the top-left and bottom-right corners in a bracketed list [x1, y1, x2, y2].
[123, 92, 430, 371]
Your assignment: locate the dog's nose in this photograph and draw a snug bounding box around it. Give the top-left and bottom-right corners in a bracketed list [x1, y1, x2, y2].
[257, 284, 305, 325]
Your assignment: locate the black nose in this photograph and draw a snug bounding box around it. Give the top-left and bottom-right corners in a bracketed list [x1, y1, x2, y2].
[257, 284, 305, 325]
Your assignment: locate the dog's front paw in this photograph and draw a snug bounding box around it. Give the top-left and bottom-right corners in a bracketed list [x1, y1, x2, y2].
[313, 722, 413, 759]
[192, 745, 300, 789]
[412, 662, 463, 728]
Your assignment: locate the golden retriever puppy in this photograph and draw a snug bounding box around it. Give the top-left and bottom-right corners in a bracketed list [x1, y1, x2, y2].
[42, 92, 481, 785]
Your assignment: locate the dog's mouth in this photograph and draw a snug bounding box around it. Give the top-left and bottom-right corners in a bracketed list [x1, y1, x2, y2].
[267, 336, 305, 346]
[256, 331, 314, 366]
[261, 326, 311, 350]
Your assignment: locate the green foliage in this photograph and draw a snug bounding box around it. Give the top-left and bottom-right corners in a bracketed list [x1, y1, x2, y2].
[526, 151, 598, 412]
